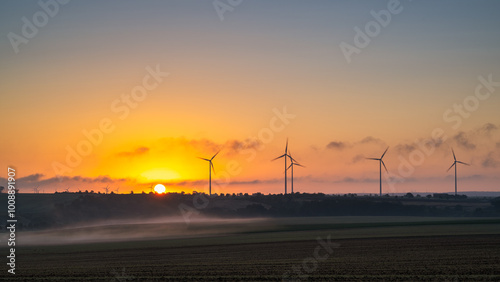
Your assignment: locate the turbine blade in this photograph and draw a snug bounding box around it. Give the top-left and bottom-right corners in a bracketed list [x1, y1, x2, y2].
[287, 163, 292, 170]
[295, 163, 305, 168]
[198, 157, 210, 161]
[381, 160, 388, 173]
[452, 148, 456, 161]
[447, 162, 456, 172]
[211, 150, 221, 160]
[271, 154, 286, 161]
[285, 138, 288, 154]
[366, 158, 380, 160]
[381, 147, 389, 159]
[211, 162, 215, 174]
[457, 161, 470, 166]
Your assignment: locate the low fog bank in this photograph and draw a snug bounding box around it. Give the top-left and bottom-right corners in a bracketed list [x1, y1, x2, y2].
[1, 192, 499, 235]
[6, 216, 269, 246]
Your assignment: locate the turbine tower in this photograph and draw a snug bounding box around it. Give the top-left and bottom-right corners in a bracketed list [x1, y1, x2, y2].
[367, 147, 389, 196]
[199, 150, 220, 196]
[272, 139, 292, 194]
[447, 148, 470, 196]
[287, 153, 304, 194]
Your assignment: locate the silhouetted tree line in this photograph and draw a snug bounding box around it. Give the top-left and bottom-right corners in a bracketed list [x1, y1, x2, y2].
[0, 193, 499, 231]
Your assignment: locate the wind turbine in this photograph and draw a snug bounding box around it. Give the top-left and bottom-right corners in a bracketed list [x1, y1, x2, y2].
[447, 148, 470, 196]
[367, 147, 389, 196]
[198, 150, 220, 196]
[103, 185, 109, 194]
[272, 139, 292, 194]
[287, 153, 304, 194]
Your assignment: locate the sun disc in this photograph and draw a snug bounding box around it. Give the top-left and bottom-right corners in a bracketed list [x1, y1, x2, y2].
[154, 184, 166, 194]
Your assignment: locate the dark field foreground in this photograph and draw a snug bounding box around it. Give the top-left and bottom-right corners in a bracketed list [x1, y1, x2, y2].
[3, 234, 500, 281]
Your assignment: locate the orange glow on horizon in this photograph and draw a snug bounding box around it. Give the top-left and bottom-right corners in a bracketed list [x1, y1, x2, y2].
[141, 169, 180, 182]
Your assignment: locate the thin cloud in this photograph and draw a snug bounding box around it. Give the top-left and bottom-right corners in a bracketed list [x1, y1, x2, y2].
[453, 132, 476, 150]
[351, 154, 365, 164]
[163, 178, 281, 187]
[0, 174, 128, 193]
[158, 137, 237, 155]
[476, 123, 498, 137]
[326, 141, 349, 150]
[395, 144, 417, 154]
[188, 138, 220, 152]
[18, 173, 45, 182]
[224, 179, 281, 185]
[225, 139, 262, 155]
[333, 177, 378, 184]
[359, 136, 385, 145]
[482, 152, 499, 168]
[42, 175, 124, 185]
[325, 136, 386, 152]
[444, 174, 483, 181]
[395, 137, 444, 155]
[116, 147, 150, 158]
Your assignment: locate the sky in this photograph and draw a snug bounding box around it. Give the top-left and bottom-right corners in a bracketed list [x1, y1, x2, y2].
[1, 0, 500, 195]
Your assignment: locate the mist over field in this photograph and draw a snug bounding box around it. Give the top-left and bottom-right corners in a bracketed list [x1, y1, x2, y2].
[2, 192, 500, 233]
[2, 193, 500, 280]
[11, 216, 267, 246]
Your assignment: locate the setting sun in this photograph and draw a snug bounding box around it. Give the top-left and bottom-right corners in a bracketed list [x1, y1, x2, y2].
[154, 184, 166, 194]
